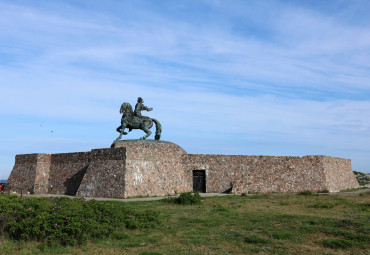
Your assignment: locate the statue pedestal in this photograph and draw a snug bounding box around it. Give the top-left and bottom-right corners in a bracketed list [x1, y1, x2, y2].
[5, 140, 359, 197]
[108, 140, 190, 197]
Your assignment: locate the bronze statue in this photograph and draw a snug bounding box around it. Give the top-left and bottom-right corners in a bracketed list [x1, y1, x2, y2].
[114, 97, 162, 141]
[134, 97, 152, 117]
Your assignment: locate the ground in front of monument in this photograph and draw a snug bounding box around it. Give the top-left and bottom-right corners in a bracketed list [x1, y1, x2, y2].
[0, 190, 368, 255]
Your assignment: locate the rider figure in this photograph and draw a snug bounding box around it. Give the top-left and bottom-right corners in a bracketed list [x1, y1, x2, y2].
[134, 97, 152, 117]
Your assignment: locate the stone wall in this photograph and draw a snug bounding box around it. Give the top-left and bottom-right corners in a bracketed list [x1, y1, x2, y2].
[113, 140, 191, 197]
[77, 148, 126, 198]
[322, 156, 359, 192]
[5, 154, 50, 194]
[5, 140, 359, 197]
[33, 154, 51, 194]
[48, 152, 90, 195]
[185, 154, 358, 193]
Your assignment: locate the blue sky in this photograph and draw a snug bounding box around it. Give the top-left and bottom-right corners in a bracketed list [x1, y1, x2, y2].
[1, 0, 370, 179]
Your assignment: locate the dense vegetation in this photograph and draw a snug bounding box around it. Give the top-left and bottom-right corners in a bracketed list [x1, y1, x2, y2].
[354, 170, 370, 186]
[0, 190, 369, 255]
[164, 191, 202, 205]
[0, 194, 159, 248]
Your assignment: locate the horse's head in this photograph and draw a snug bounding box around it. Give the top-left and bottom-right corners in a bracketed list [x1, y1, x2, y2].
[120, 102, 134, 115]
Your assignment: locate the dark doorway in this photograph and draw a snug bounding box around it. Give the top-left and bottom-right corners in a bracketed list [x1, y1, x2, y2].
[193, 170, 206, 193]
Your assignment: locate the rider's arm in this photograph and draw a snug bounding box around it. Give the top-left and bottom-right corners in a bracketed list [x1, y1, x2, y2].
[142, 105, 153, 111]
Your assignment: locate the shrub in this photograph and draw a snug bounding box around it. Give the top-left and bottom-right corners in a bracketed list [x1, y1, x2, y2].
[162, 194, 177, 203]
[353, 170, 365, 176]
[298, 190, 316, 196]
[319, 189, 330, 193]
[176, 192, 202, 205]
[0, 195, 160, 246]
[353, 171, 370, 186]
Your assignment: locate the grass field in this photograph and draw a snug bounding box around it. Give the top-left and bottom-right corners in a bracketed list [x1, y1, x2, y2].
[0, 190, 369, 255]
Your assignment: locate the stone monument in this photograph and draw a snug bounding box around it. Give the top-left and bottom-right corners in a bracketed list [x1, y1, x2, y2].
[4, 98, 360, 197]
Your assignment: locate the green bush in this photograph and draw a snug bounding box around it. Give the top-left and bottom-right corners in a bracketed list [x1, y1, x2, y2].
[298, 190, 316, 196]
[319, 189, 330, 193]
[353, 170, 365, 176]
[176, 192, 202, 205]
[0, 194, 160, 246]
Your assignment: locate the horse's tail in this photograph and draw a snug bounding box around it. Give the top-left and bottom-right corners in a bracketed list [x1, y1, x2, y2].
[151, 118, 162, 140]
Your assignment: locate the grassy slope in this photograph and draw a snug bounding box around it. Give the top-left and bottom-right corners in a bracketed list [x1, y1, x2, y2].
[1, 191, 369, 255]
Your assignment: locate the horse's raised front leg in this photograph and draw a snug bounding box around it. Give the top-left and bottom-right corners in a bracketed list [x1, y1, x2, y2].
[115, 124, 127, 142]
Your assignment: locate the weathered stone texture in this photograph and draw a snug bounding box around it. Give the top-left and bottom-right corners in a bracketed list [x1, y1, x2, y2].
[48, 152, 90, 195]
[33, 154, 51, 194]
[321, 156, 358, 192]
[5, 140, 359, 197]
[185, 154, 358, 193]
[76, 148, 126, 198]
[113, 140, 190, 197]
[5, 154, 50, 194]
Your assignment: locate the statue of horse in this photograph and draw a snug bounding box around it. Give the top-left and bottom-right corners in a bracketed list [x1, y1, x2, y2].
[114, 102, 162, 142]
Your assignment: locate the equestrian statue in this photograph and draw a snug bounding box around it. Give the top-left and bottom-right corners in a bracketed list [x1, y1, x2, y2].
[114, 97, 162, 142]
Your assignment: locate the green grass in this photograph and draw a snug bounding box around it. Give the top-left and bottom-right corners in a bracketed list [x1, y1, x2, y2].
[244, 234, 270, 244]
[340, 187, 367, 192]
[0, 190, 369, 255]
[322, 238, 360, 249]
[309, 201, 337, 208]
[139, 252, 165, 255]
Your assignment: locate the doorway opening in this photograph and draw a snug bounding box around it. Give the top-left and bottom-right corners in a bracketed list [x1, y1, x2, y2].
[193, 170, 206, 193]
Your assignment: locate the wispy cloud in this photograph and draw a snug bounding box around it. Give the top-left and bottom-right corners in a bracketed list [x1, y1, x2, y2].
[1, 0, 370, 177]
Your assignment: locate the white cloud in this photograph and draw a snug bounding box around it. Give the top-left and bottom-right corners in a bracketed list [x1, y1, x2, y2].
[1, 0, 370, 175]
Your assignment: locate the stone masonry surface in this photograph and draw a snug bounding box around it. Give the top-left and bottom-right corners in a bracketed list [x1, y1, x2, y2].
[33, 154, 51, 194]
[48, 152, 90, 195]
[322, 156, 359, 192]
[5, 140, 359, 197]
[184, 154, 357, 193]
[113, 140, 190, 197]
[5, 154, 43, 194]
[77, 148, 126, 198]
